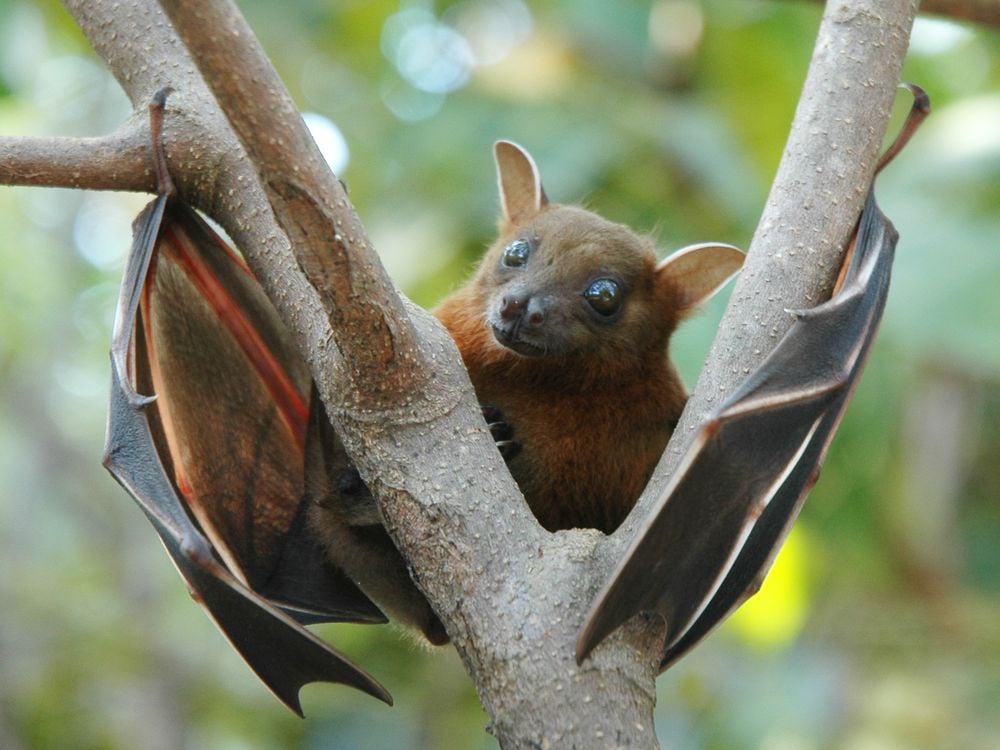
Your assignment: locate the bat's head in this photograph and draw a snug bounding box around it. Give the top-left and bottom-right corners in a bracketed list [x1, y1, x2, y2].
[475, 140, 744, 369]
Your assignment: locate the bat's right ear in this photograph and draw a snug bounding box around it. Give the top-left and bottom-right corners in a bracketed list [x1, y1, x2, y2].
[494, 140, 549, 227]
[656, 242, 744, 316]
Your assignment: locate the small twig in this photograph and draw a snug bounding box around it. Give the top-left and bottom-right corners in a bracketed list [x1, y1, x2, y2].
[0, 119, 153, 192]
[907, 0, 1000, 26]
[796, 0, 1000, 28]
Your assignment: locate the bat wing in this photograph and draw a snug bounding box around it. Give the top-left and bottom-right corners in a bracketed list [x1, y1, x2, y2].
[104, 193, 391, 714]
[577, 186, 898, 667]
[578, 83, 929, 667]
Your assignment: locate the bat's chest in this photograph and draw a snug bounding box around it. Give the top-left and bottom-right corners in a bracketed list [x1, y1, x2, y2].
[501, 390, 674, 533]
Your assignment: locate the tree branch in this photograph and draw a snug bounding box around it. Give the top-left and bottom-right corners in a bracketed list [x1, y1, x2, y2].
[157, 0, 429, 409]
[914, 0, 1000, 24]
[620, 0, 918, 552]
[802, 0, 1000, 28]
[0, 120, 154, 192]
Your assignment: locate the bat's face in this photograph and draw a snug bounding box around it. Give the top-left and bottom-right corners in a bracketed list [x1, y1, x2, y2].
[478, 205, 670, 363]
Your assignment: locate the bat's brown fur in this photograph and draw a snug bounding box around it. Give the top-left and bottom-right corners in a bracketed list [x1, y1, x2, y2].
[312, 141, 742, 639]
[435, 209, 691, 532]
[435, 144, 741, 532]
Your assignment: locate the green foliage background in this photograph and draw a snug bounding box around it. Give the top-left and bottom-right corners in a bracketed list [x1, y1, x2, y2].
[1, 1, 998, 748]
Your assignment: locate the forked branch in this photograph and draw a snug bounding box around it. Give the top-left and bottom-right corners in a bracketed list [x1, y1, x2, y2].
[0, 0, 920, 747]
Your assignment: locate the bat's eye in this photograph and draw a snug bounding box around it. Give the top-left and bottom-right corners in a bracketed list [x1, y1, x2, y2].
[502, 239, 531, 268]
[584, 278, 622, 316]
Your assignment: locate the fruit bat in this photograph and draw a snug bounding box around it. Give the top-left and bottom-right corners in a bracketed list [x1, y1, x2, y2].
[104, 81, 926, 714]
[576, 84, 931, 667]
[103, 89, 392, 715]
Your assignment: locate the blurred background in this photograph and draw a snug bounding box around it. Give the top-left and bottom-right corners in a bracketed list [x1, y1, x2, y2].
[1, 1, 998, 748]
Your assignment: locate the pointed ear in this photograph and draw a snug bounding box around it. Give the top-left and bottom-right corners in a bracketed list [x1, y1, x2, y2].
[656, 243, 744, 315]
[495, 140, 549, 225]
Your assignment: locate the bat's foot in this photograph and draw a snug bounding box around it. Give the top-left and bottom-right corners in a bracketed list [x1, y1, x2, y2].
[422, 614, 450, 646]
[337, 466, 370, 498]
[336, 467, 382, 526]
[481, 404, 521, 461]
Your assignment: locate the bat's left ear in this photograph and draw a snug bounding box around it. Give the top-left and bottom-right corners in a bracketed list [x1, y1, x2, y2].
[494, 140, 549, 227]
[656, 242, 744, 316]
